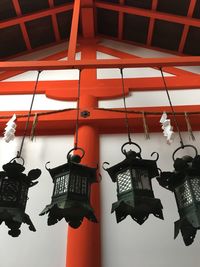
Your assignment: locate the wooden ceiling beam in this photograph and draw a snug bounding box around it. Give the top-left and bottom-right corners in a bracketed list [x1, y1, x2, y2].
[68, 0, 81, 61]
[95, 2, 200, 28]
[147, 0, 158, 46]
[48, 0, 61, 42]
[178, 0, 197, 53]
[0, 3, 73, 29]
[12, 0, 32, 50]
[0, 56, 200, 71]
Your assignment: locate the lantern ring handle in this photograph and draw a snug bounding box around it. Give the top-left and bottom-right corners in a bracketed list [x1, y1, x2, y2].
[151, 152, 159, 162]
[121, 141, 142, 156]
[9, 155, 25, 165]
[102, 162, 110, 171]
[45, 161, 51, 171]
[172, 144, 198, 161]
[67, 147, 85, 161]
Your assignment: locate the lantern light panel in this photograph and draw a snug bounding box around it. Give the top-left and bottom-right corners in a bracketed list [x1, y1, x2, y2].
[40, 153, 98, 229]
[103, 144, 163, 225]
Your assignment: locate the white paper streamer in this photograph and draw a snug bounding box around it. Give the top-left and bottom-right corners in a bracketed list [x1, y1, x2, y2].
[160, 112, 175, 144]
[4, 114, 17, 143]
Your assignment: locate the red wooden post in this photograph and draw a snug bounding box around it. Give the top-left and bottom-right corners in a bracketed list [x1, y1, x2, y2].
[66, 94, 101, 267]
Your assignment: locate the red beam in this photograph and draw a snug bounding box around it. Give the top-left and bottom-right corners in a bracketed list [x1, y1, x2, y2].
[118, 0, 124, 40]
[0, 105, 200, 135]
[0, 56, 200, 71]
[12, 0, 32, 50]
[147, 0, 158, 46]
[0, 49, 72, 81]
[0, 4, 73, 29]
[178, 0, 197, 53]
[48, 0, 61, 42]
[96, 44, 196, 76]
[68, 0, 81, 61]
[95, 2, 200, 28]
[81, 0, 95, 38]
[1, 76, 200, 97]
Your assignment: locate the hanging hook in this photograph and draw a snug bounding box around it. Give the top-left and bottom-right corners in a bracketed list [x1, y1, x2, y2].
[172, 144, 198, 161]
[121, 141, 142, 157]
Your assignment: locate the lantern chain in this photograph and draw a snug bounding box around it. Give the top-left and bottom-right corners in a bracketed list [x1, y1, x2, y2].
[120, 68, 132, 143]
[74, 69, 82, 149]
[17, 70, 42, 158]
[160, 68, 184, 148]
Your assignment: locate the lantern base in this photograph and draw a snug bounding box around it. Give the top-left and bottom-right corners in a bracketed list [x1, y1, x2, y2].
[111, 196, 163, 224]
[0, 208, 36, 237]
[174, 219, 198, 246]
[40, 200, 98, 228]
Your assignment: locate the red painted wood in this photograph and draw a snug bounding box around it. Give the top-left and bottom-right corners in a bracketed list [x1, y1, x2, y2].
[48, 0, 61, 42]
[96, 44, 196, 76]
[81, 8, 95, 38]
[1, 105, 200, 135]
[0, 49, 72, 81]
[95, 2, 200, 27]
[66, 96, 101, 267]
[147, 0, 158, 46]
[178, 0, 197, 53]
[1, 75, 200, 97]
[118, 0, 124, 40]
[68, 0, 81, 61]
[12, 0, 32, 50]
[1, 56, 200, 71]
[0, 4, 73, 29]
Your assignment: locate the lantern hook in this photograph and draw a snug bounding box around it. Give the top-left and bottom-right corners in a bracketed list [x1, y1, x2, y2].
[67, 147, 85, 161]
[102, 162, 110, 171]
[172, 144, 198, 161]
[9, 155, 25, 166]
[45, 161, 51, 171]
[151, 152, 159, 162]
[121, 141, 142, 158]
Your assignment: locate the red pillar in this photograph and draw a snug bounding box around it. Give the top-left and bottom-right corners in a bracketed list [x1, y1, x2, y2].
[66, 94, 101, 267]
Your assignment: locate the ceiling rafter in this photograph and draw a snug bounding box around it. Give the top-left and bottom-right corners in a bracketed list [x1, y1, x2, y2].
[0, 3, 73, 29]
[147, 0, 158, 46]
[12, 0, 32, 50]
[118, 0, 124, 40]
[95, 1, 200, 28]
[81, 0, 95, 38]
[178, 0, 197, 53]
[67, 0, 81, 61]
[48, 0, 61, 42]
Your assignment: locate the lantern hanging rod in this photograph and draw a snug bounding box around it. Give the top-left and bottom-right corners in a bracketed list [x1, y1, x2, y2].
[0, 56, 200, 71]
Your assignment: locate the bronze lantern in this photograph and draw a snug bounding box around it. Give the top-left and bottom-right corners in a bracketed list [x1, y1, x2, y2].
[0, 157, 41, 237]
[103, 142, 163, 224]
[40, 148, 98, 228]
[157, 144, 200, 246]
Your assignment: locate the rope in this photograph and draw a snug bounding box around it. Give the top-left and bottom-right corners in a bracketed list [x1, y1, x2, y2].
[74, 69, 82, 149]
[160, 68, 184, 148]
[120, 68, 132, 143]
[17, 70, 42, 157]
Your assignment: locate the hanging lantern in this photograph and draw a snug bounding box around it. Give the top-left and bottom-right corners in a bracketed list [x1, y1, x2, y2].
[40, 148, 98, 228]
[157, 144, 200, 246]
[0, 157, 41, 237]
[103, 141, 163, 224]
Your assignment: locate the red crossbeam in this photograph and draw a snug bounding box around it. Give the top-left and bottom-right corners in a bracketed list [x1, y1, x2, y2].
[0, 56, 200, 71]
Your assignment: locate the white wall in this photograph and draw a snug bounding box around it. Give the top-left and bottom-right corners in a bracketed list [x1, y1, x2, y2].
[0, 40, 200, 267]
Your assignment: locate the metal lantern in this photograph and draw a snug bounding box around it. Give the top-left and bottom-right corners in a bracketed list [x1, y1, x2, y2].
[157, 144, 200, 246]
[0, 157, 41, 237]
[40, 148, 98, 228]
[103, 142, 163, 224]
